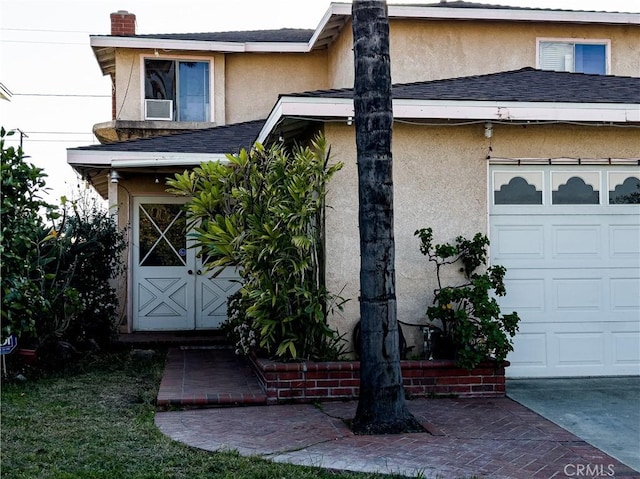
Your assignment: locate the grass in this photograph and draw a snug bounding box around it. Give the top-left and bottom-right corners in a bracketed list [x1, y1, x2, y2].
[1, 349, 412, 479]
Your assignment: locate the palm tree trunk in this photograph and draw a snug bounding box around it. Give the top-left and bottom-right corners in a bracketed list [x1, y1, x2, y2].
[351, 0, 423, 434]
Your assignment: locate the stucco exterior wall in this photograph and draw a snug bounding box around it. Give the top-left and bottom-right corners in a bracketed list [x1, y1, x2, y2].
[327, 20, 354, 89]
[327, 19, 640, 89]
[323, 121, 640, 349]
[224, 51, 328, 124]
[114, 49, 142, 120]
[323, 122, 489, 342]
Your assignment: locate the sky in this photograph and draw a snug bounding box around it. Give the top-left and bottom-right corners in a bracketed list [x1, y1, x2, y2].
[1, 0, 639, 202]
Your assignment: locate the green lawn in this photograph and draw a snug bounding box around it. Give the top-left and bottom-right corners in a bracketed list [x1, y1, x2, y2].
[1, 350, 407, 479]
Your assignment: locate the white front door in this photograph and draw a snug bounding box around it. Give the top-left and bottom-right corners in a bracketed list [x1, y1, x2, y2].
[132, 197, 241, 331]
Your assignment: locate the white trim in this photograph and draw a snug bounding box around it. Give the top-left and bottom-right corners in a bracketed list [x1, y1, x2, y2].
[536, 37, 611, 74]
[67, 149, 229, 167]
[140, 54, 214, 123]
[91, 35, 309, 53]
[386, 4, 639, 25]
[243, 42, 310, 53]
[257, 96, 640, 143]
[92, 36, 246, 52]
[489, 157, 640, 165]
[308, 3, 351, 48]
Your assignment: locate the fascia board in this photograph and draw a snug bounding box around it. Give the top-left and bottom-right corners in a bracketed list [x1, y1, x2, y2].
[257, 96, 640, 141]
[91, 36, 246, 52]
[308, 2, 352, 48]
[244, 42, 309, 53]
[257, 99, 285, 144]
[392, 100, 640, 122]
[91, 35, 309, 53]
[67, 149, 228, 167]
[386, 5, 640, 25]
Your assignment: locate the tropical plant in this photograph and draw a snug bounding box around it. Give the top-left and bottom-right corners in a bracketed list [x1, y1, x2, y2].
[351, 0, 421, 435]
[167, 136, 345, 361]
[415, 227, 520, 370]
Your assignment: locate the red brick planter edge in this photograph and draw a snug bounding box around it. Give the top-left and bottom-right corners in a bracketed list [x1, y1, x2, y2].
[249, 355, 508, 404]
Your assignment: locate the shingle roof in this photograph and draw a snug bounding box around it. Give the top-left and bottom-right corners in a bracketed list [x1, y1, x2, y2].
[113, 28, 315, 43]
[71, 119, 264, 153]
[413, 1, 617, 12]
[288, 68, 640, 104]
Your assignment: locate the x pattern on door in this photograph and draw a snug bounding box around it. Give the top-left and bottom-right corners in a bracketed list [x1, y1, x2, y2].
[133, 198, 241, 331]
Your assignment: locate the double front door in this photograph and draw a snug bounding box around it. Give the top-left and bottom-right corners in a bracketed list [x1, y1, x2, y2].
[132, 197, 240, 331]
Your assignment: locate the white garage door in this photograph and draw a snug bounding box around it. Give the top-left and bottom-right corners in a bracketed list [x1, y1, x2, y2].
[490, 165, 640, 378]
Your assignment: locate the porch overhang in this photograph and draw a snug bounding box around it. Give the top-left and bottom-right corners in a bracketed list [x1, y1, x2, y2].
[67, 150, 230, 199]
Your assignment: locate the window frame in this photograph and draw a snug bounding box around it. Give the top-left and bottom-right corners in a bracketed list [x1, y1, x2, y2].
[536, 37, 611, 75]
[140, 54, 214, 123]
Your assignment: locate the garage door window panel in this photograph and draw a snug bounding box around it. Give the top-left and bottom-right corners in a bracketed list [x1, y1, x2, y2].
[552, 172, 600, 205]
[493, 171, 543, 205]
[609, 173, 640, 204]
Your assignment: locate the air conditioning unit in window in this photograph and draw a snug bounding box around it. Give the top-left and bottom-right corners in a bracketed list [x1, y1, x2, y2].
[145, 99, 173, 120]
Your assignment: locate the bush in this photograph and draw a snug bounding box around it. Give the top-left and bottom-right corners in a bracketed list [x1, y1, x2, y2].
[1, 127, 56, 343]
[415, 227, 520, 369]
[168, 135, 346, 360]
[44, 202, 126, 354]
[1, 128, 126, 363]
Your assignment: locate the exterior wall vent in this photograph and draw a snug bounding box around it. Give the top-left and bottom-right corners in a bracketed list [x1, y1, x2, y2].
[145, 99, 173, 121]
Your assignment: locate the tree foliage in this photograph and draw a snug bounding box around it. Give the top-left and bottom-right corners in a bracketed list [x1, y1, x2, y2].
[1, 127, 55, 342]
[1, 127, 126, 362]
[167, 136, 346, 360]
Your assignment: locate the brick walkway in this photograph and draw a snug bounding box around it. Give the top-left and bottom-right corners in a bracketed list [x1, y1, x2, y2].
[156, 347, 265, 407]
[155, 348, 639, 478]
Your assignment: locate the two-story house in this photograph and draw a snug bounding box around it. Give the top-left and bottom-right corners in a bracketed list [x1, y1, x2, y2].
[67, 1, 640, 378]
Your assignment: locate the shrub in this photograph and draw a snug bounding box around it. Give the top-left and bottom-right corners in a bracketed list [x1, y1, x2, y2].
[168, 135, 346, 360]
[415, 227, 520, 369]
[1, 128, 126, 362]
[1, 127, 56, 343]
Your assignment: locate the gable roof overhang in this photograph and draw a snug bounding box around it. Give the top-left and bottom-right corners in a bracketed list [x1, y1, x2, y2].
[90, 2, 639, 76]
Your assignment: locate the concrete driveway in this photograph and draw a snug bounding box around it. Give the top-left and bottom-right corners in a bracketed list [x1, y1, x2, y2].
[507, 376, 640, 473]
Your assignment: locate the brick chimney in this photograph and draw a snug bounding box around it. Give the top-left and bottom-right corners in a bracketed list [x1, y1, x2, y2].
[110, 10, 136, 36]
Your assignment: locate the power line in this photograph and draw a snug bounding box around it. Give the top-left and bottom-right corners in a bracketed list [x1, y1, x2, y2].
[13, 93, 110, 98]
[21, 131, 96, 135]
[1, 40, 87, 46]
[11, 139, 99, 143]
[0, 27, 98, 34]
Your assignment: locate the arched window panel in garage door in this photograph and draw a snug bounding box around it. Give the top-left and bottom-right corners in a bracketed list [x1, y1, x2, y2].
[493, 171, 543, 205]
[608, 172, 640, 205]
[551, 171, 600, 205]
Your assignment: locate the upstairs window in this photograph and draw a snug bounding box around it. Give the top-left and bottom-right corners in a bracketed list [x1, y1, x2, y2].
[144, 59, 210, 122]
[538, 40, 608, 75]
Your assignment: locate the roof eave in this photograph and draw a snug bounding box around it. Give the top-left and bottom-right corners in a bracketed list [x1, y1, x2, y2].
[257, 96, 640, 142]
[90, 35, 310, 53]
[386, 5, 640, 26]
[67, 149, 230, 168]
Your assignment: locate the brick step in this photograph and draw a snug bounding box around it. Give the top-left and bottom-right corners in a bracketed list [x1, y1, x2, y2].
[116, 330, 229, 347]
